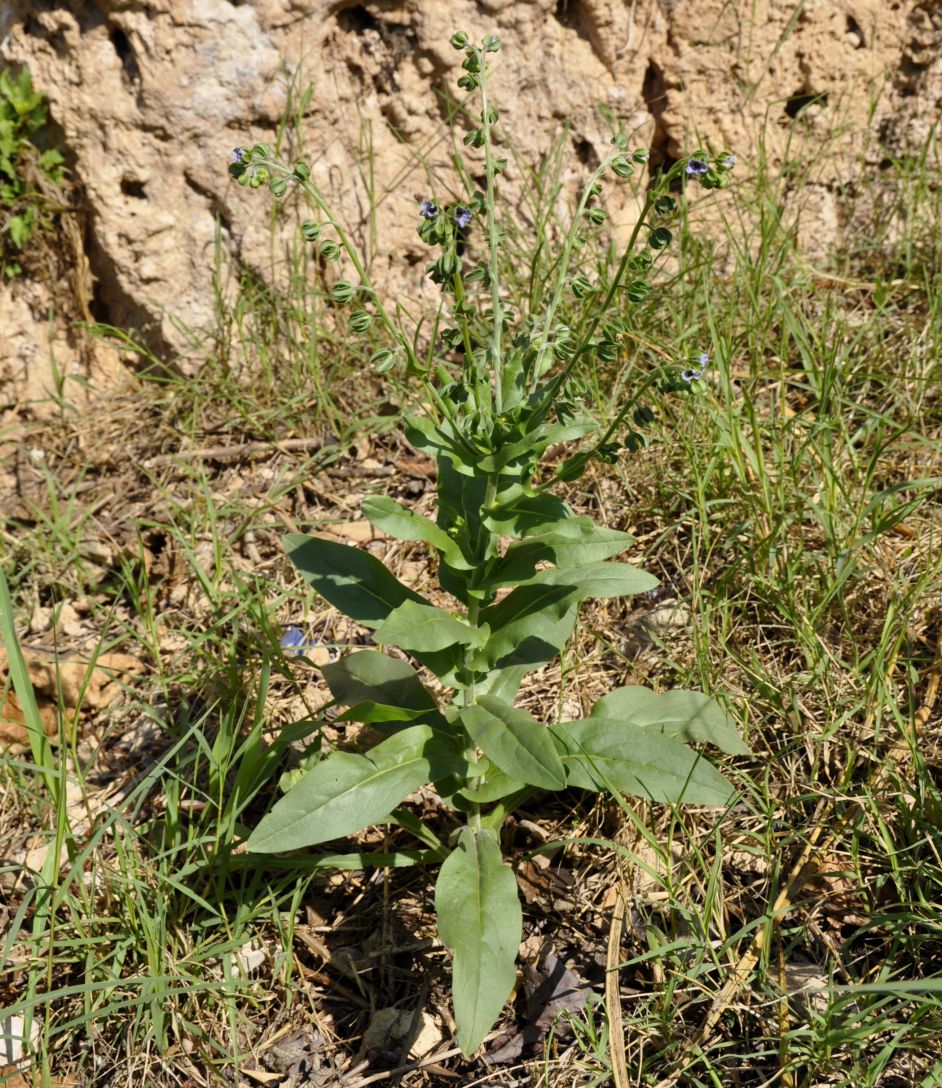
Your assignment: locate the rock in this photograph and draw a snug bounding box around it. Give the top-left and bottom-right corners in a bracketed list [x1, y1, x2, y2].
[1, 1, 936, 371]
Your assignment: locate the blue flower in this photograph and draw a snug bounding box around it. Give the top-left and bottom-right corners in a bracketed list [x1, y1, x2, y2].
[681, 368, 703, 382]
[697, 351, 710, 366]
[231, 147, 246, 165]
[454, 206, 472, 229]
[685, 158, 709, 176]
[419, 200, 439, 219]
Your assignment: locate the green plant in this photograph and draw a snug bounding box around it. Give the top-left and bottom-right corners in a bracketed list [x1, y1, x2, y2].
[0, 65, 65, 277]
[228, 33, 746, 1055]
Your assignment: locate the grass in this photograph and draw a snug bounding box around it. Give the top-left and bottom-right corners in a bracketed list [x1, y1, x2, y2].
[1, 96, 941, 1088]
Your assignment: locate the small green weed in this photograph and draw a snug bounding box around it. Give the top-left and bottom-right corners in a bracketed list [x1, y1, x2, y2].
[0, 65, 65, 278]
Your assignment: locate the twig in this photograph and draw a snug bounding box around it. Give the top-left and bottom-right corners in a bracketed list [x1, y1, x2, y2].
[606, 882, 630, 1088]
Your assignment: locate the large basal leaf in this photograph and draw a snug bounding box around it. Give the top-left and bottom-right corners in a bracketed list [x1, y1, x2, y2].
[248, 725, 464, 852]
[435, 827, 522, 1054]
[374, 599, 482, 654]
[552, 718, 736, 806]
[459, 697, 566, 791]
[322, 650, 438, 713]
[590, 686, 750, 756]
[362, 496, 471, 570]
[285, 534, 428, 627]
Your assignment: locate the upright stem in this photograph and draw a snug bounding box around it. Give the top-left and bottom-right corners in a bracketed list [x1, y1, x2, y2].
[478, 60, 503, 418]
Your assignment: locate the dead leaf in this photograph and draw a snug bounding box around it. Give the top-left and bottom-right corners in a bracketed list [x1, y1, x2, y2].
[0, 648, 143, 749]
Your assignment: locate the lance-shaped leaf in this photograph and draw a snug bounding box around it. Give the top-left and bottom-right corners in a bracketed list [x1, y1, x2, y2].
[552, 717, 736, 806]
[459, 766, 528, 803]
[247, 725, 465, 852]
[363, 496, 471, 570]
[485, 517, 636, 587]
[374, 600, 483, 654]
[482, 563, 656, 671]
[480, 583, 578, 669]
[524, 560, 658, 598]
[286, 534, 428, 627]
[482, 491, 572, 536]
[590, 686, 750, 756]
[322, 650, 438, 713]
[459, 696, 566, 791]
[436, 827, 522, 1054]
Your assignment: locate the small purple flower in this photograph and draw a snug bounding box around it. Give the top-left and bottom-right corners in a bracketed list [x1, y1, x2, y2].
[419, 200, 439, 219]
[681, 368, 703, 382]
[231, 147, 246, 165]
[453, 206, 472, 229]
[685, 158, 709, 176]
[697, 351, 710, 366]
[719, 154, 736, 169]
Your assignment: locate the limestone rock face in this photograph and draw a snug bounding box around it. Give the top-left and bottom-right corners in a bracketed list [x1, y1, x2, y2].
[0, 1, 936, 371]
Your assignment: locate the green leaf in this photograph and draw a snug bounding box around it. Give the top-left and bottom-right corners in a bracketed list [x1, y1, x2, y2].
[590, 686, 749, 756]
[362, 495, 471, 569]
[334, 701, 429, 725]
[552, 718, 736, 806]
[525, 560, 658, 598]
[459, 697, 566, 790]
[486, 517, 635, 586]
[285, 533, 428, 627]
[374, 599, 482, 653]
[459, 766, 527, 803]
[480, 583, 579, 669]
[321, 650, 438, 713]
[483, 492, 571, 536]
[436, 827, 521, 1054]
[247, 725, 465, 852]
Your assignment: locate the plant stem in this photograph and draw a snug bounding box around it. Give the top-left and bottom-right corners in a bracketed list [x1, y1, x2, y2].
[478, 55, 503, 419]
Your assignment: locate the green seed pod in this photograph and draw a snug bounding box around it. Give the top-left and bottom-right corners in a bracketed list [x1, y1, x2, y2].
[585, 206, 607, 225]
[451, 31, 469, 49]
[611, 133, 628, 149]
[481, 107, 500, 124]
[319, 239, 341, 261]
[483, 35, 501, 52]
[463, 129, 485, 148]
[330, 280, 356, 304]
[648, 226, 673, 250]
[633, 405, 655, 426]
[596, 339, 619, 362]
[370, 348, 396, 372]
[612, 157, 634, 178]
[624, 279, 650, 303]
[300, 219, 321, 242]
[654, 195, 677, 215]
[293, 162, 311, 181]
[632, 148, 650, 163]
[349, 309, 372, 333]
[270, 177, 289, 197]
[457, 74, 478, 91]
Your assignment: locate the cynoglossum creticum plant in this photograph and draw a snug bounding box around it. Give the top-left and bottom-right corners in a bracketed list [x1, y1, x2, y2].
[229, 33, 745, 1056]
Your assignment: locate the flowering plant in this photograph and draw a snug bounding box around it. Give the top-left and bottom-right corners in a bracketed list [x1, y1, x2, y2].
[229, 33, 745, 1055]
